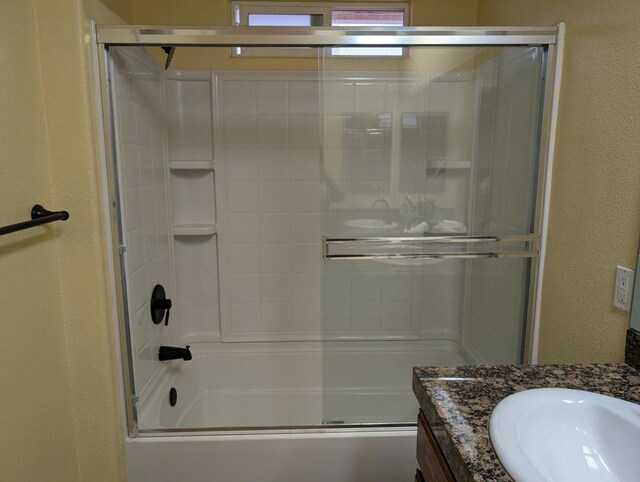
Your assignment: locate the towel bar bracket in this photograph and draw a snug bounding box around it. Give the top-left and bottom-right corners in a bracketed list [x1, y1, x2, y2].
[0, 204, 70, 237]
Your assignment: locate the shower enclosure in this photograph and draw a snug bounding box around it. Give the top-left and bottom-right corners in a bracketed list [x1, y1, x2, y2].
[97, 26, 557, 443]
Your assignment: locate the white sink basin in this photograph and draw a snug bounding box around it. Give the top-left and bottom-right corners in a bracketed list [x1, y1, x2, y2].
[343, 218, 398, 230]
[490, 388, 640, 482]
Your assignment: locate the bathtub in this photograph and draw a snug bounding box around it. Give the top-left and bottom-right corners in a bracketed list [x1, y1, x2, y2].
[126, 430, 417, 482]
[126, 339, 467, 481]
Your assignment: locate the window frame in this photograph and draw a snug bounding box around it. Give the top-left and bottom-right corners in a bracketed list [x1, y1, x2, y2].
[231, 1, 410, 58]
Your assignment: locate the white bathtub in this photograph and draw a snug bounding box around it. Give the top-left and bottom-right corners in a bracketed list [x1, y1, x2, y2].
[138, 339, 466, 428]
[126, 429, 417, 482]
[127, 339, 467, 481]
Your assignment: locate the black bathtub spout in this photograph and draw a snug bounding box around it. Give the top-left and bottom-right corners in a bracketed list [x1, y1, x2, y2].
[158, 345, 192, 361]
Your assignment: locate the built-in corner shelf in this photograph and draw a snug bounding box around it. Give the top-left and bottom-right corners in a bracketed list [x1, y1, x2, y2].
[173, 223, 217, 236]
[170, 160, 214, 171]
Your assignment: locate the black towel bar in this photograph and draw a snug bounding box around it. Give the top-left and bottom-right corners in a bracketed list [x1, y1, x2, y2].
[0, 204, 69, 237]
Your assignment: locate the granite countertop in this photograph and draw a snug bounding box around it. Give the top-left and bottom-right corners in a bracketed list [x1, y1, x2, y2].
[412, 363, 640, 482]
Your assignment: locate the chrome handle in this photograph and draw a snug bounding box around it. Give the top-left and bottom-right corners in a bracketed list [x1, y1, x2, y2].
[323, 234, 535, 244]
[324, 251, 537, 260]
[322, 234, 538, 260]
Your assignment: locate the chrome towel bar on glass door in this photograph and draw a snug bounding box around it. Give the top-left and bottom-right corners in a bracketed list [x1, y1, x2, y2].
[322, 234, 538, 260]
[0, 204, 70, 237]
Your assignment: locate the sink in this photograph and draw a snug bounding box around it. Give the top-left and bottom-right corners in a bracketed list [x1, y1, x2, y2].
[490, 388, 640, 482]
[343, 218, 398, 230]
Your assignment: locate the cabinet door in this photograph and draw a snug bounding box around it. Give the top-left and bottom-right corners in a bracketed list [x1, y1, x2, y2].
[417, 410, 455, 481]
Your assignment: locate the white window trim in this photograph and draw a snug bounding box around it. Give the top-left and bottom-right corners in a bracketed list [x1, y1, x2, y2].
[235, 3, 332, 26]
[231, 1, 410, 58]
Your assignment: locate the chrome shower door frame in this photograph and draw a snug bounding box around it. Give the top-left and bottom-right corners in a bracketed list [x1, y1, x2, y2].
[96, 25, 557, 46]
[95, 25, 561, 437]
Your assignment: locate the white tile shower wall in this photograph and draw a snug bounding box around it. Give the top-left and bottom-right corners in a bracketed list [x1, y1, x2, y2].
[320, 74, 471, 341]
[216, 72, 323, 341]
[419, 260, 465, 339]
[463, 48, 543, 363]
[165, 75, 213, 161]
[320, 258, 464, 341]
[322, 260, 421, 337]
[215, 71, 470, 342]
[112, 48, 175, 394]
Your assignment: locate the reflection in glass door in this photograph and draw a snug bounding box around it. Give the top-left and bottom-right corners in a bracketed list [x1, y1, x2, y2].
[320, 46, 545, 424]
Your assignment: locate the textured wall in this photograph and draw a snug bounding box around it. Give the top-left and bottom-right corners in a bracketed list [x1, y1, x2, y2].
[0, 2, 79, 481]
[130, 0, 476, 26]
[33, 0, 128, 479]
[0, 0, 127, 481]
[97, 0, 132, 22]
[478, 1, 640, 362]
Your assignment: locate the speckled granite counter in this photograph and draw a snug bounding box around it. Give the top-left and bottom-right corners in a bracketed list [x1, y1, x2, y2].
[412, 364, 640, 482]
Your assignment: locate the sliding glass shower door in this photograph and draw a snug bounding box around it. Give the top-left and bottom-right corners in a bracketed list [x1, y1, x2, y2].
[320, 45, 545, 424]
[99, 24, 557, 433]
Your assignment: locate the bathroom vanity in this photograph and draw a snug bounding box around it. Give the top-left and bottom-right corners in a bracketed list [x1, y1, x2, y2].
[415, 408, 454, 481]
[412, 359, 640, 481]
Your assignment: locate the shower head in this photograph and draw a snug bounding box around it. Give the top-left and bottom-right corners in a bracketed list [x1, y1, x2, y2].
[161, 46, 175, 70]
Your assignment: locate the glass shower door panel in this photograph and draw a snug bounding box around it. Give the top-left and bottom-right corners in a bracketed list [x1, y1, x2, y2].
[465, 257, 531, 364]
[464, 46, 545, 364]
[109, 47, 176, 429]
[472, 46, 544, 236]
[320, 46, 546, 424]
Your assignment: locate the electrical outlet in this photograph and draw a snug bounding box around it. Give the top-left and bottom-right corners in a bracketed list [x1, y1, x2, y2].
[614, 266, 635, 312]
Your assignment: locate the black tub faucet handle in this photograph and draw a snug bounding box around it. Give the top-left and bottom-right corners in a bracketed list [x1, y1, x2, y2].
[150, 284, 172, 326]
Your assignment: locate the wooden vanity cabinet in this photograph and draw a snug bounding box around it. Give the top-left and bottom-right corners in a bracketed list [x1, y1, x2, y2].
[415, 409, 455, 482]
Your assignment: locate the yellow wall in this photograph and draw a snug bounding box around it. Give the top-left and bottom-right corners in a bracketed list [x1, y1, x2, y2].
[0, 2, 79, 480]
[478, 1, 640, 363]
[39, 0, 127, 479]
[130, 0, 477, 25]
[98, 0, 133, 22]
[0, 0, 127, 480]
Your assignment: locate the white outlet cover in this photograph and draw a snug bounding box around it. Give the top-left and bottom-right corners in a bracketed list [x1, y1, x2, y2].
[614, 265, 635, 312]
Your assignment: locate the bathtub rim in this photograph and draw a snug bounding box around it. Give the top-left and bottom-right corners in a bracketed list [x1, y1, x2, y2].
[132, 423, 417, 438]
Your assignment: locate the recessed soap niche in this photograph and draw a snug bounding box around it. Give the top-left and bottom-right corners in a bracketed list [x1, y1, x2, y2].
[170, 170, 216, 236]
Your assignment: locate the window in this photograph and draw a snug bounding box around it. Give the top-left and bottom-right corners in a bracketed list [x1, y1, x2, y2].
[232, 2, 409, 57]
